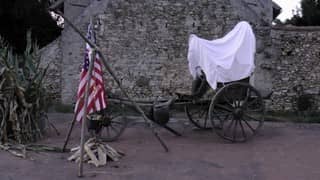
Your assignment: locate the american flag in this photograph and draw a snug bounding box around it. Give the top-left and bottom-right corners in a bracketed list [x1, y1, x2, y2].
[74, 22, 107, 122]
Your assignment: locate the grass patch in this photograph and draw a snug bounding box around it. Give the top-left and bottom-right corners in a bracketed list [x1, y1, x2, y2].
[265, 111, 320, 123]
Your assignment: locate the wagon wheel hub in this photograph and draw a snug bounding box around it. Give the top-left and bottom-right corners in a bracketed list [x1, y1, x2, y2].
[233, 108, 244, 119]
[102, 116, 112, 126]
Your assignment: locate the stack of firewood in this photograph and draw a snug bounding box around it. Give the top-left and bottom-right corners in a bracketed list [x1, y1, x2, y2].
[68, 138, 124, 167]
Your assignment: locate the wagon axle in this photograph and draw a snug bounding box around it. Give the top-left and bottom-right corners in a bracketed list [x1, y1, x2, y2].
[233, 108, 244, 119]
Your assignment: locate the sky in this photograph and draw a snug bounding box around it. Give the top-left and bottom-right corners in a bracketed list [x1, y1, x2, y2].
[273, 0, 301, 21]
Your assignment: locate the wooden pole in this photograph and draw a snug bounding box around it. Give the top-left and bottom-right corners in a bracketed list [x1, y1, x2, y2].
[78, 49, 96, 177]
[54, 10, 170, 152]
[62, 116, 76, 152]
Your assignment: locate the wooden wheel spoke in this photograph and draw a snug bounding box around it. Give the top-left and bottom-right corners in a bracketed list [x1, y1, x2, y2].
[246, 108, 263, 113]
[189, 106, 202, 116]
[244, 97, 263, 112]
[110, 121, 124, 125]
[106, 126, 111, 137]
[186, 102, 212, 129]
[211, 112, 230, 128]
[106, 114, 119, 120]
[222, 91, 234, 107]
[189, 110, 198, 116]
[237, 100, 243, 107]
[243, 113, 260, 122]
[236, 100, 241, 108]
[214, 111, 231, 122]
[110, 122, 124, 129]
[233, 100, 238, 108]
[215, 104, 233, 112]
[192, 111, 200, 117]
[215, 110, 232, 115]
[222, 114, 230, 127]
[233, 92, 243, 107]
[241, 117, 256, 133]
[212, 107, 232, 128]
[242, 88, 250, 105]
[199, 107, 208, 118]
[239, 119, 247, 139]
[199, 112, 210, 127]
[109, 124, 120, 134]
[247, 98, 259, 107]
[233, 119, 239, 141]
[190, 110, 204, 119]
[214, 111, 231, 118]
[224, 118, 235, 134]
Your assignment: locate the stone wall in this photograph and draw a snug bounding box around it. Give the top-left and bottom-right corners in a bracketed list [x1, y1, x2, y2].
[270, 26, 320, 111]
[96, 0, 237, 100]
[230, 0, 274, 96]
[40, 0, 320, 112]
[60, 0, 104, 104]
[40, 0, 273, 103]
[39, 37, 62, 103]
[95, 0, 271, 100]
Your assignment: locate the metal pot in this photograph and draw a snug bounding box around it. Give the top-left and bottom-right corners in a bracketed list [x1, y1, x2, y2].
[150, 104, 170, 125]
[148, 98, 175, 125]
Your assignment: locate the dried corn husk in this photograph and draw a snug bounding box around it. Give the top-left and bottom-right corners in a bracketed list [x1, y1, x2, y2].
[0, 32, 49, 144]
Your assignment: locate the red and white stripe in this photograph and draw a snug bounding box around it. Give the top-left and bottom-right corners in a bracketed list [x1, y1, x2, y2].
[74, 47, 107, 122]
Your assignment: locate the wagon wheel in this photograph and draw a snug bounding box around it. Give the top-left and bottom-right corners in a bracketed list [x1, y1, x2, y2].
[99, 105, 127, 142]
[185, 100, 212, 129]
[0, 104, 6, 141]
[209, 82, 265, 142]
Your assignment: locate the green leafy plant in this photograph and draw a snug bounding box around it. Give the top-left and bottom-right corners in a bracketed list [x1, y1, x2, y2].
[0, 31, 49, 143]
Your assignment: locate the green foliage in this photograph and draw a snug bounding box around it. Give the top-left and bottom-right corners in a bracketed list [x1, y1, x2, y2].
[0, 31, 49, 143]
[265, 111, 320, 123]
[285, 0, 320, 26]
[301, 0, 320, 25]
[0, 0, 62, 53]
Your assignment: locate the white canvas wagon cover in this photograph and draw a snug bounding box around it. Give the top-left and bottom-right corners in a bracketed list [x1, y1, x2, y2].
[188, 21, 256, 89]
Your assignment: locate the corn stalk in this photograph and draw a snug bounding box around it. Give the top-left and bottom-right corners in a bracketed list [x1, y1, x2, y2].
[0, 32, 49, 143]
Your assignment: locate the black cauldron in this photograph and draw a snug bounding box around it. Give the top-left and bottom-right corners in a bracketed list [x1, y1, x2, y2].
[87, 114, 103, 134]
[148, 98, 175, 125]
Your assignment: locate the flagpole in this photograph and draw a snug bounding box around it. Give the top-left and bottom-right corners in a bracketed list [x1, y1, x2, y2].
[78, 49, 96, 177]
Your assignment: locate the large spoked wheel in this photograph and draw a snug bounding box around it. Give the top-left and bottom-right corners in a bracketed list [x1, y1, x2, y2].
[99, 105, 127, 142]
[209, 83, 265, 142]
[185, 100, 212, 129]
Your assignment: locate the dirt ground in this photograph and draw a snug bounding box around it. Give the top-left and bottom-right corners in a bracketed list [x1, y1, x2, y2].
[1, 113, 320, 180]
